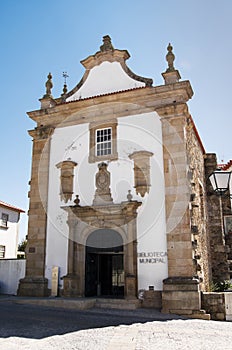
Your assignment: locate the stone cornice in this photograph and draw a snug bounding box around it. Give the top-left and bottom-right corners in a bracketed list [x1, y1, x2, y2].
[27, 80, 193, 128]
[155, 103, 189, 118]
[28, 125, 55, 140]
[62, 201, 142, 226]
[81, 49, 131, 70]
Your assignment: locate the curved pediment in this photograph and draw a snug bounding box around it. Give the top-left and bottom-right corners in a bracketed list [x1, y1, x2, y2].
[65, 35, 153, 102]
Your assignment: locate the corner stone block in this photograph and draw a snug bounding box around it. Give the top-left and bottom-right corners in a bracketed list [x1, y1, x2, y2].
[162, 277, 202, 316]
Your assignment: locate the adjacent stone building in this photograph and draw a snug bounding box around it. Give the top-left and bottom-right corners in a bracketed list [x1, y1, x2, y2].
[18, 36, 231, 317]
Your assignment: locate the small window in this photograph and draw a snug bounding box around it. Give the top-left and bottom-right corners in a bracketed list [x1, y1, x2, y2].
[89, 121, 118, 163]
[0, 245, 5, 258]
[96, 128, 112, 156]
[1, 213, 8, 228]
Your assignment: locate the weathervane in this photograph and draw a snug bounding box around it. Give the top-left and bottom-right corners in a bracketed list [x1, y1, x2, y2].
[63, 71, 69, 84]
[61, 71, 69, 95]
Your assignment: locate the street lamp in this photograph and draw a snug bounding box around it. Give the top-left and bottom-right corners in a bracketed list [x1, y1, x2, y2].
[209, 171, 232, 198]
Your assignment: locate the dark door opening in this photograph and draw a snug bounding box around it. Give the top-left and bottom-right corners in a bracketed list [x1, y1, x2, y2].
[85, 251, 124, 297]
[85, 229, 124, 297]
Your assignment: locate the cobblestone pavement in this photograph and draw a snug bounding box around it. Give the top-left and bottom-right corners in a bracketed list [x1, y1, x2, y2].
[1, 298, 232, 350]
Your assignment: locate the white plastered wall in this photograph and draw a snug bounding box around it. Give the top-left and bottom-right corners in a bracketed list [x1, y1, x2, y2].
[45, 111, 168, 291]
[66, 61, 145, 101]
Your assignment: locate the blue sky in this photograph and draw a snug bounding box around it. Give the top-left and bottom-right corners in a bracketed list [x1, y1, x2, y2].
[0, 0, 231, 240]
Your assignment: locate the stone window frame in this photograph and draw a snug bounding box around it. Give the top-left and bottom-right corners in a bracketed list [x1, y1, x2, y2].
[89, 120, 118, 163]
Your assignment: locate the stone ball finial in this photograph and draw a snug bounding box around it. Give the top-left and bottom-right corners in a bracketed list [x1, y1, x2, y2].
[166, 43, 175, 72]
[127, 190, 133, 202]
[74, 195, 80, 206]
[61, 71, 69, 96]
[62, 83, 68, 96]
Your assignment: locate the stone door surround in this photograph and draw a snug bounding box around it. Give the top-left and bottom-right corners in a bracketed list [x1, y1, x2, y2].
[62, 200, 141, 298]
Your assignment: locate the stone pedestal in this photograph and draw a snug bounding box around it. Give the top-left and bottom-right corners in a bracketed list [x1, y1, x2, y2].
[142, 290, 162, 308]
[62, 274, 84, 297]
[162, 277, 201, 315]
[125, 274, 137, 299]
[17, 277, 49, 297]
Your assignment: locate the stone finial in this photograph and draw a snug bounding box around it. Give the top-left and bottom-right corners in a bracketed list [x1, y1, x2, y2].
[127, 190, 133, 201]
[166, 43, 175, 72]
[74, 195, 80, 206]
[162, 43, 181, 84]
[43, 72, 53, 98]
[62, 83, 68, 96]
[61, 71, 69, 96]
[100, 35, 114, 52]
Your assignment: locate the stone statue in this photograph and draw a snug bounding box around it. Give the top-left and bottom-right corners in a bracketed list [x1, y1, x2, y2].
[166, 43, 175, 72]
[44, 72, 53, 98]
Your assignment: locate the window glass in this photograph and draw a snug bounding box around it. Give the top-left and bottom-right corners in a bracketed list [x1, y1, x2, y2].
[1, 213, 8, 227]
[0, 245, 5, 258]
[96, 128, 112, 156]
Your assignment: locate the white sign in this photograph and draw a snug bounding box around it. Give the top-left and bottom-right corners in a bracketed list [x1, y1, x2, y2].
[138, 251, 167, 264]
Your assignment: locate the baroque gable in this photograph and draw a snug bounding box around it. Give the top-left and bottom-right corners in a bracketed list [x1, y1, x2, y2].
[65, 35, 153, 102]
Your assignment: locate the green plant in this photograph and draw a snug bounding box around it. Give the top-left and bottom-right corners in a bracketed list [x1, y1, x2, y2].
[18, 239, 27, 252]
[210, 280, 232, 292]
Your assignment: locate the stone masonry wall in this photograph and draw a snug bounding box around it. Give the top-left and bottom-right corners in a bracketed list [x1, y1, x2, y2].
[185, 117, 211, 291]
[18, 125, 54, 297]
[202, 292, 226, 320]
[158, 104, 195, 279]
[204, 154, 230, 283]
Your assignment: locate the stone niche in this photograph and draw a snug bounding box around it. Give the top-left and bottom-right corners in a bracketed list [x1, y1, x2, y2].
[129, 151, 153, 197]
[56, 160, 77, 203]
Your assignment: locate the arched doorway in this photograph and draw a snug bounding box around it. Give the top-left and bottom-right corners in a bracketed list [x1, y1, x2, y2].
[85, 229, 124, 297]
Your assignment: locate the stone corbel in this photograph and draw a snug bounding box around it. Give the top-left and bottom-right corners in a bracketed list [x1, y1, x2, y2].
[56, 160, 77, 203]
[129, 151, 153, 197]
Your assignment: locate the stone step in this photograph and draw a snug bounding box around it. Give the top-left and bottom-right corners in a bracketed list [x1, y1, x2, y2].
[95, 298, 141, 310]
[182, 309, 211, 320]
[13, 297, 96, 310]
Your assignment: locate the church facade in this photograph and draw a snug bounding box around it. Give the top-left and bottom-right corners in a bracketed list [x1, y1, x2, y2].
[18, 36, 231, 317]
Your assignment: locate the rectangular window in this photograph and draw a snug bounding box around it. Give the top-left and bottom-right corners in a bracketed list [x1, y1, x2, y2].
[89, 121, 118, 163]
[1, 213, 8, 228]
[96, 128, 112, 156]
[0, 245, 5, 258]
